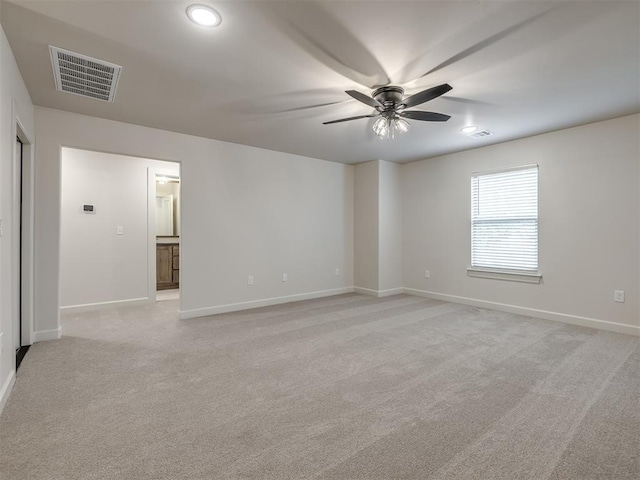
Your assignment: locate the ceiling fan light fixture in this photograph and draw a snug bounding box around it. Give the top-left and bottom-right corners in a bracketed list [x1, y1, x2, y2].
[394, 117, 410, 134]
[373, 116, 410, 140]
[373, 117, 389, 139]
[186, 4, 221, 27]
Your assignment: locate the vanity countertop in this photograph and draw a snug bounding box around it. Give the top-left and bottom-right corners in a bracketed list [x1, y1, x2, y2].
[157, 237, 180, 245]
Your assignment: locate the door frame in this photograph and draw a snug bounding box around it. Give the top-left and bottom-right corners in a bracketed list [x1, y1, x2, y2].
[12, 107, 35, 351]
[147, 166, 181, 302]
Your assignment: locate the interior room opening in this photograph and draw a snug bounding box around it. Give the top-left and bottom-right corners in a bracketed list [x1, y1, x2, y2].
[155, 174, 180, 301]
[60, 148, 180, 315]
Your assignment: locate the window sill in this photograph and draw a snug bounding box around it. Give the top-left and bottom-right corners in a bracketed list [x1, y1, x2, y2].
[467, 268, 542, 284]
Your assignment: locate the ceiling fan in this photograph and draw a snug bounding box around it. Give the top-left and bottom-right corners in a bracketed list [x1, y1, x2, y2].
[323, 83, 452, 139]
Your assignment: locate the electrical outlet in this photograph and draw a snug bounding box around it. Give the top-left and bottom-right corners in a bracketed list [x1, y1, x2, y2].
[247, 275, 254, 286]
[614, 290, 625, 303]
[424, 270, 430, 279]
[282, 273, 288, 282]
[335, 268, 340, 276]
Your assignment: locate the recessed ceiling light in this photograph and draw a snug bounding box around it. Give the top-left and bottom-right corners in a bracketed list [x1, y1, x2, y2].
[186, 4, 221, 27]
[461, 125, 478, 134]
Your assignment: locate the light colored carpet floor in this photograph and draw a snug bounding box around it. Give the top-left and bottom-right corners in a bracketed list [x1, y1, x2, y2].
[156, 289, 180, 302]
[1, 293, 638, 479]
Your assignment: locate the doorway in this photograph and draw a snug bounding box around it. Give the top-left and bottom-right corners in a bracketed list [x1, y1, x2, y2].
[14, 135, 30, 369]
[60, 150, 179, 311]
[153, 173, 181, 301]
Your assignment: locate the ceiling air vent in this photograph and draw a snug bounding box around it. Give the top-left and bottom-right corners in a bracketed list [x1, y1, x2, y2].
[49, 46, 122, 102]
[470, 130, 493, 139]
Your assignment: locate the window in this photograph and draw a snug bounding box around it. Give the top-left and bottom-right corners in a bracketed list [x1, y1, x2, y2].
[469, 165, 540, 283]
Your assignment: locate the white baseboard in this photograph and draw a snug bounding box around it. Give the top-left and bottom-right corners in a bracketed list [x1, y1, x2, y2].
[60, 297, 152, 313]
[354, 287, 378, 296]
[33, 326, 62, 342]
[404, 288, 640, 337]
[179, 287, 355, 320]
[354, 287, 404, 298]
[0, 370, 16, 416]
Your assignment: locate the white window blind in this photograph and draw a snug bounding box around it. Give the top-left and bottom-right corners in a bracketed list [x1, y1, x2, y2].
[471, 165, 538, 273]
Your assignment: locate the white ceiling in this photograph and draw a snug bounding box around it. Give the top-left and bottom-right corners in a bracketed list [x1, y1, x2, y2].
[2, 0, 639, 164]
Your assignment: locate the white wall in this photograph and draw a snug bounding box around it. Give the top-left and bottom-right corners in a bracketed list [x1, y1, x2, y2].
[354, 160, 403, 295]
[402, 114, 640, 332]
[0, 22, 34, 412]
[378, 160, 402, 293]
[354, 161, 378, 291]
[60, 148, 178, 308]
[34, 107, 354, 330]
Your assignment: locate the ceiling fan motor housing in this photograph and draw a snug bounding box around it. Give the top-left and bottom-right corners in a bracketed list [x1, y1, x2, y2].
[372, 86, 405, 113]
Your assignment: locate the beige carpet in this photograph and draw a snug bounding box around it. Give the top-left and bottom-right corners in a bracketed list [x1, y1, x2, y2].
[1, 294, 638, 479]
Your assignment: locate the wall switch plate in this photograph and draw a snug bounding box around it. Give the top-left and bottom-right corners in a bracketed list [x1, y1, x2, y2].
[424, 270, 430, 279]
[247, 275, 254, 286]
[614, 290, 625, 303]
[282, 273, 288, 282]
[116, 226, 124, 235]
[335, 268, 340, 276]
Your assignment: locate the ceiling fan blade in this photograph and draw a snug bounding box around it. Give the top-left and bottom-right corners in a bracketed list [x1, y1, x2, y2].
[259, 2, 390, 88]
[274, 101, 345, 113]
[402, 84, 452, 109]
[392, 10, 551, 84]
[399, 111, 451, 122]
[422, 11, 550, 78]
[323, 113, 378, 125]
[346, 90, 382, 108]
